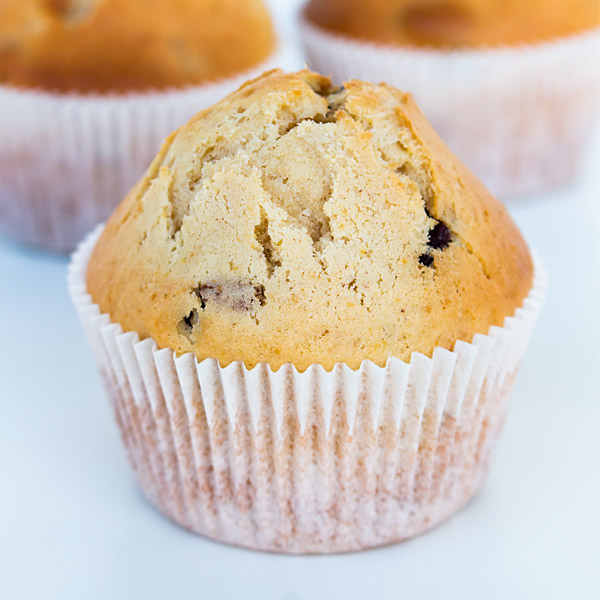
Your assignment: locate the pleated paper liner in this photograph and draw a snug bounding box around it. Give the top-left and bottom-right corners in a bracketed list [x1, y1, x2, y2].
[0, 51, 281, 252]
[69, 226, 546, 553]
[299, 16, 600, 197]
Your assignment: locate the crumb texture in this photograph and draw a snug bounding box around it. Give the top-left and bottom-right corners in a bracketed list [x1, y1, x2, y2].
[87, 69, 533, 371]
[305, 0, 600, 47]
[0, 0, 275, 92]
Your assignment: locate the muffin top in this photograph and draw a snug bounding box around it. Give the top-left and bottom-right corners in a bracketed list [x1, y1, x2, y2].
[304, 0, 600, 48]
[0, 0, 275, 93]
[87, 69, 533, 371]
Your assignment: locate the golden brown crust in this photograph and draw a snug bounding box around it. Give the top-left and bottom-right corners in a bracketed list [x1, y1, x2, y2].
[304, 0, 600, 48]
[0, 0, 275, 93]
[87, 69, 533, 371]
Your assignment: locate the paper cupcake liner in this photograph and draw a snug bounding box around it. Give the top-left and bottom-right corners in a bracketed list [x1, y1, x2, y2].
[0, 53, 280, 252]
[299, 17, 600, 197]
[68, 225, 546, 553]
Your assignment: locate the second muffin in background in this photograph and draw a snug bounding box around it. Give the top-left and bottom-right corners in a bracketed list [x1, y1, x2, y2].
[0, 0, 277, 250]
[301, 0, 600, 197]
[71, 70, 544, 553]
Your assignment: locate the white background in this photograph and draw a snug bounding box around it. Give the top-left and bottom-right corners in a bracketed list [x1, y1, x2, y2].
[1, 1, 598, 598]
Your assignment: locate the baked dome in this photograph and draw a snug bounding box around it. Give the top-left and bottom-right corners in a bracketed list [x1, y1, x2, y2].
[0, 0, 275, 92]
[87, 69, 533, 371]
[304, 0, 600, 48]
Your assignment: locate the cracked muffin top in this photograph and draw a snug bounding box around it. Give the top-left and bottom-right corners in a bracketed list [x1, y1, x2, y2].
[0, 0, 275, 92]
[87, 69, 533, 371]
[304, 0, 600, 48]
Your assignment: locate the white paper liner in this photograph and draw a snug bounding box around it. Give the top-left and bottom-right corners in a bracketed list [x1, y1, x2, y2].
[68, 225, 546, 553]
[0, 52, 280, 251]
[299, 17, 600, 197]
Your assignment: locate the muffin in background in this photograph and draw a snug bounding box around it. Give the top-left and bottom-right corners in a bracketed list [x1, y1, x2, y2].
[305, 0, 599, 47]
[300, 0, 600, 197]
[70, 70, 545, 553]
[0, 0, 275, 92]
[0, 0, 277, 250]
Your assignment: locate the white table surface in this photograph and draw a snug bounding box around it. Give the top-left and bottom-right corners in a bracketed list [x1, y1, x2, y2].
[1, 2, 599, 598]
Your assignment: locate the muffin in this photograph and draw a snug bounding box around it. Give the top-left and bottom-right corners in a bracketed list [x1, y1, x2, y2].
[304, 0, 599, 47]
[0, 0, 274, 92]
[0, 0, 276, 250]
[300, 0, 600, 196]
[69, 70, 545, 553]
